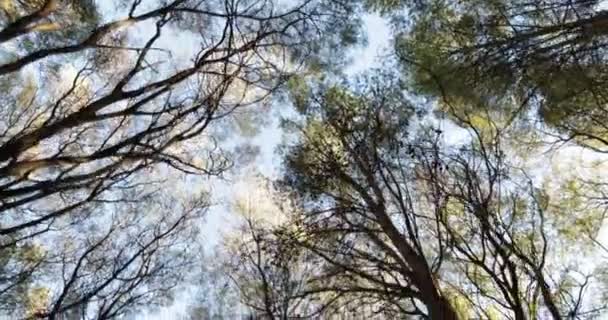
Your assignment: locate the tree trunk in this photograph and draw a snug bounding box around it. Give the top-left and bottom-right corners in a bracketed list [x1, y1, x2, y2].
[428, 296, 459, 320]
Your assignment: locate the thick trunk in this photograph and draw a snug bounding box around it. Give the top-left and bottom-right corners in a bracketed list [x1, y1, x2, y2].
[428, 296, 459, 320]
[332, 134, 461, 319]
[371, 203, 459, 320]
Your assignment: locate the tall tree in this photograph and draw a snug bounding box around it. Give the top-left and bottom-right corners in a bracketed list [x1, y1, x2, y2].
[0, 0, 360, 317]
[276, 73, 608, 319]
[392, 0, 608, 150]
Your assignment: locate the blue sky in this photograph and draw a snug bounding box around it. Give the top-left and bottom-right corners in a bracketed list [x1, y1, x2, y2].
[138, 4, 608, 318]
[138, 12, 392, 320]
[57, 2, 608, 317]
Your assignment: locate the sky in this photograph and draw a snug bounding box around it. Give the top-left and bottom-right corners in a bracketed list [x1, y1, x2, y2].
[141, 7, 608, 317]
[137, 12, 393, 320]
[41, 2, 608, 317]
[189, 12, 393, 247]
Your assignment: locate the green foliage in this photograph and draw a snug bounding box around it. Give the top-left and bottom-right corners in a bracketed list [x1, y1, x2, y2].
[24, 286, 50, 318]
[443, 289, 472, 320]
[548, 179, 602, 243]
[364, 0, 407, 14]
[392, 0, 608, 151]
[287, 75, 312, 113]
[277, 60, 608, 318]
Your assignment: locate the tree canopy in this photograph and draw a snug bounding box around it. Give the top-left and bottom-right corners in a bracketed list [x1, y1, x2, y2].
[3, 0, 608, 319]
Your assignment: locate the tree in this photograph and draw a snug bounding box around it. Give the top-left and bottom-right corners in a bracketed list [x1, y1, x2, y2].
[390, 0, 608, 151]
[0, 0, 360, 317]
[275, 72, 608, 319]
[221, 172, 424, 319]
[0, 182, 208, 318]
[223, 217, 316, 319]
[218, 174, 324, 319]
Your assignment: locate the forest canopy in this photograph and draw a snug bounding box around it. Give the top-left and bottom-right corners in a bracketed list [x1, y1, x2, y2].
[2, 0, 608, 319]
